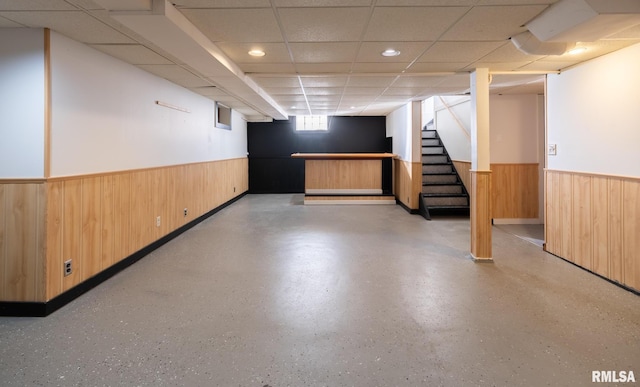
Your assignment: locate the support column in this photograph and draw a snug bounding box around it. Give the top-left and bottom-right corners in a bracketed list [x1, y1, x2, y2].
[470, 69, 492, 261]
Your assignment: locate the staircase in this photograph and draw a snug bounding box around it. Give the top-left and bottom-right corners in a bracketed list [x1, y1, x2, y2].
[419, 128, 469, 219]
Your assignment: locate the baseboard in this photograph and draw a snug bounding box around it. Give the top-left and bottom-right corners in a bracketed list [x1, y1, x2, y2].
[0, 192, 248, 317]
[493, 218, 542, 225]
[396, 199, 419, 214]
[544, 250, 640, 297]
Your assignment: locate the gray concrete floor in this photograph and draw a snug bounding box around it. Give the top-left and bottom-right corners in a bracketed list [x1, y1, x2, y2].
[1, 194, 639, 386]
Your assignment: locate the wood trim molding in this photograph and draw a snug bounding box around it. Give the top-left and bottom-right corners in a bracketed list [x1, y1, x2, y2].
[544, 168, 640, 182]
[0, 179, 47, 184]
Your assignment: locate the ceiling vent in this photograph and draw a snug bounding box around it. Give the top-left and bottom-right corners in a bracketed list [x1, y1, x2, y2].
[510, 31, 575, 55]
[526, 0, 640, 42]
[511, 0, 640, 55]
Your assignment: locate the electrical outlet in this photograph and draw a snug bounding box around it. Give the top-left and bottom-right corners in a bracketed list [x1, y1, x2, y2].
[156, 216, 161, 227]
[64, 259, 72, 276]
[183, 208, 188, 217]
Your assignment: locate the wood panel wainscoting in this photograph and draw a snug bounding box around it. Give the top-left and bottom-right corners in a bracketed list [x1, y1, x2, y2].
[470, 171, 492, 260]
[452, 161, 539, 220]
[291, 153, 395, 205]
[452, 160, 472, 196]
[0, 158, 248, 314]
[545, 170, 640, 292]
[0, 182, 46, 302]
[394, 159, 422, 211]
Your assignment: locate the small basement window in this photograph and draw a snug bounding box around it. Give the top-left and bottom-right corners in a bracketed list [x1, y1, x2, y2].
[215, 102, 231, 130]
[296, 115, 328, 131]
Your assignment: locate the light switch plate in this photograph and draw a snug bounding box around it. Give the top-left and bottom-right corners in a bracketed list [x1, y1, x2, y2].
[548, 144, 557, 155]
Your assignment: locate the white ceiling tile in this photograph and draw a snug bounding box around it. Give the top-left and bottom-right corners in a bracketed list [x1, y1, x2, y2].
[239, 63, 296, 73]
[295, 63, 352, 73]
[65, 0, 105, 10]
[253, 76, 301, 88]
[308, 103, 340, 110]
[300, 76, 348, 87]
[90, 44, 173, 65]
[0, 11, 135, 43]
[419, 41, 506, 63]
[306, 95, 342, 103]
[406, 62, 469, 72]
[290, 42, 359, 62]
[476, 0, 555, 4]
[376, 0, 476, 5]
[278, 7, 370, 42]
[347, 76, 396, 87]
[356, 42, 431, 62]
[383, 87, 428, 97]
[303, 87, 343, 95]
[263, 86, 304, 95]
[364, 7, 469, 41]
[180, 8, 283, 42]
[275, 0, 371, 5]
[604, 24, 640, 40]
[393, 75, 447, 87]
[4, 1, 636, 118]
[216, 42, 291, 63]
[0, 0, 77, 10]
[351, 62, 408, 73]
[343, 87, 387, 95]
[173, 0, 271, 7]
[441, 5, 547, 41]
[272, 95, 308, 103]
[14, 13, 123, 42]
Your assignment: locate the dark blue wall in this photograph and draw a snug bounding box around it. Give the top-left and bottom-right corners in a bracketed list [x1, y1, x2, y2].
[248, 116, 390, 193]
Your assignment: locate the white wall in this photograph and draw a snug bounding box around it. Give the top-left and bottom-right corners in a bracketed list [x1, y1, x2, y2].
[422, 97, 434, 128]
[490, 94, 541, 164]
[435, 94, 543, 164]
[434, 96, 472, 161]
[0, 28, 45, 178]
[547, 43, 640, 177]
[387, 103, 412, 161]
[50, 32, 247, 177]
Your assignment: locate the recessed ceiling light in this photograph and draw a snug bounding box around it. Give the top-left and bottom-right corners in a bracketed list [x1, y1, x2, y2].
[248, 49, 265, 57]
[567, 46, 587, 55]
[381, 49, 401, 57]
[350, 106, 356, 109]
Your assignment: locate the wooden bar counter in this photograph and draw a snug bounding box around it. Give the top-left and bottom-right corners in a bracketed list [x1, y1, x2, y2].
[291, 153, 396, 205]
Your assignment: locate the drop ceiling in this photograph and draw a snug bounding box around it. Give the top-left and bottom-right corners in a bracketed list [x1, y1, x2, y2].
[1, 0, 639, 120]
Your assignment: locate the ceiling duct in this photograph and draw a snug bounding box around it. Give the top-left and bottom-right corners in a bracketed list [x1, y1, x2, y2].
[526, 0, 640, 42]
[510, 31, 575, 55]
